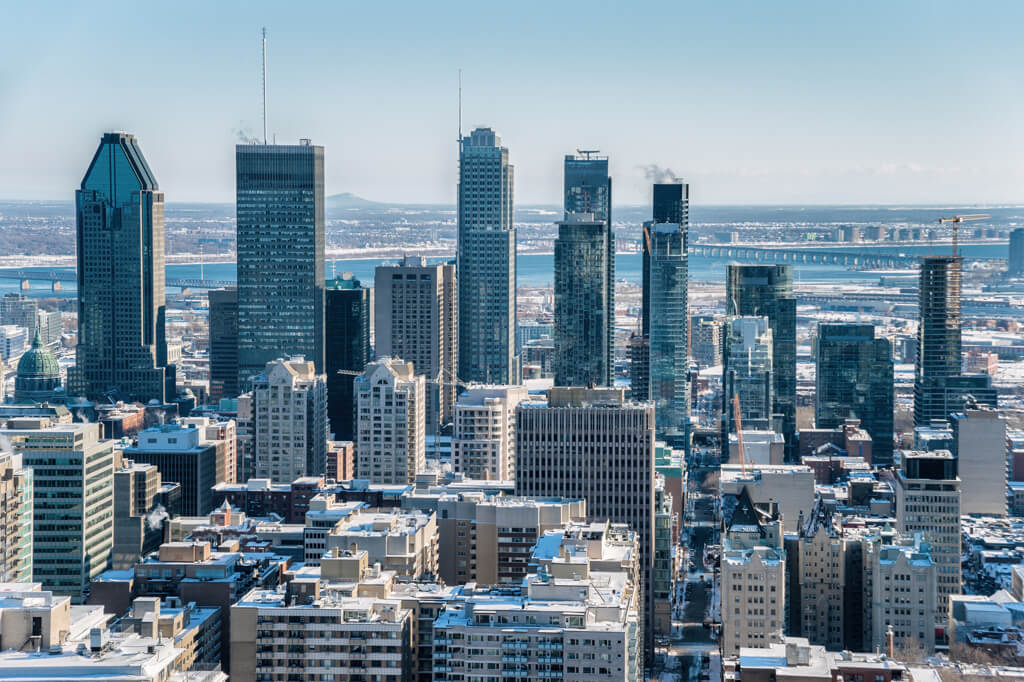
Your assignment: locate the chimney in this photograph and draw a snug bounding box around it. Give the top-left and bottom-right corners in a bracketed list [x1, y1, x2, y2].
[886, 625, 895, 658]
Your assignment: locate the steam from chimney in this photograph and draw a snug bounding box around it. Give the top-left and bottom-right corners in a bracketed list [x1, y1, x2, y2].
[146, 504, 169, 531]
[641, 164, 679, 184]
[233, 125, 261, 144]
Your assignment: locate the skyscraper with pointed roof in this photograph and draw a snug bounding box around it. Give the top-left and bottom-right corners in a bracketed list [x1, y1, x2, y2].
[69, 132, 174, 403]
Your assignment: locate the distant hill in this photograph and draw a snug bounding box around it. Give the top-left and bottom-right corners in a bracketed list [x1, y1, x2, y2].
[325, 192, 384, 209]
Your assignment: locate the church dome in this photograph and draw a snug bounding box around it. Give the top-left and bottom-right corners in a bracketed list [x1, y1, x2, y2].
[17, 328, 59, 378]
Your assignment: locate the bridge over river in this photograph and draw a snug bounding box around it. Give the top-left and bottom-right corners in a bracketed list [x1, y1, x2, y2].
[690, 244, 1004, 269]
[0, 269, 233, 291]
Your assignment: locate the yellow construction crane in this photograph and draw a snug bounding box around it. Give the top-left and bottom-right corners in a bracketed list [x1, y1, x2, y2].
[732, 394, 747, 476]
[938, 213, 990, 258]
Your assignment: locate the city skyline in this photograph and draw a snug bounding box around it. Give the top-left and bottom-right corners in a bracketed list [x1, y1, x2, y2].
[3, 2, 1024, 205]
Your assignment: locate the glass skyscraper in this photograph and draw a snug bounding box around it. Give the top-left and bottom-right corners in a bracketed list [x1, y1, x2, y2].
[236, 141, 325, 388]
[647, 222, 689, 434]
[815, 323, 894, 467]
[553, 214, 611, 386]
[325, 275, 371, 441]
[457, 128, 517, 384]
[726, 264, 797, 458]
[645, 182, 689, 335]
[208, 287, 238, 402]
[721, 316, 774, 438]
[564, 152, 614, 372]
[69, 132, 174, 403]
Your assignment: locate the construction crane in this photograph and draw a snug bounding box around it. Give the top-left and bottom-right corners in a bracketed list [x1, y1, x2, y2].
[938, 213, 990, 258]
[731, 394, 747, 475]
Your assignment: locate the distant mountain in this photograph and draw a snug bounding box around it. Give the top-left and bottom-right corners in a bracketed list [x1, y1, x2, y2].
[325, 192, 384, 209]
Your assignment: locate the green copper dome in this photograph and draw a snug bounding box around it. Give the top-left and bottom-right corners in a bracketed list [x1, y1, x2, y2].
[17, 328, 59, 378]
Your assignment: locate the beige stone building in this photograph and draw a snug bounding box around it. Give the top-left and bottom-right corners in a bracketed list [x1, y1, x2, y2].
[324, 508, 438, 580]
[355, 357, 426, 484]
[452, 384, 528, 480]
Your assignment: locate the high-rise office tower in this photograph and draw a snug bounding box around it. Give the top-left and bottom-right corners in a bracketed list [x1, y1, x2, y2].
[647, 222, 689, 434]
[564, 152, 614, 373]
[644, 182, 689, 334]
[124, 422, 225, 517]
[247, 357, 328, 483]
[354, 358, 425, 484]
[1009, 228, 1024, 276]
[726, 265, 797, 458]
[69, 132, 174, 403]
[722, 316, 774, 437]
[457, 128, 516, 384]
[236, 141, 325, 389]
[515, 387, 655, 654]
[375, 256, 457, 434]
[894, 450, 960, 635]
[325, 275, 371, 441]
[815, 323, 895, 467]
[914, 256, 962, 426]
[4, 419, 114, 602]
[553, 213, 612, 386]
[208, 287, 238, 402]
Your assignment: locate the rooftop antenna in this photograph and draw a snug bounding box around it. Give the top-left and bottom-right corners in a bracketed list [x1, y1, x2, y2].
[261, 27, 268, 144]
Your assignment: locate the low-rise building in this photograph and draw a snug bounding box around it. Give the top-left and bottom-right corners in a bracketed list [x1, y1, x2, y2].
[324, 508, 439, 579]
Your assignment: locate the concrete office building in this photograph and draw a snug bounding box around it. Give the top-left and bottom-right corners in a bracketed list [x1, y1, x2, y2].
[375, 256, 457, 434]
[727, 265, 797, 458]
[433, 522, 642, 682]
[207, 287, 238, 402]
[325, 274, 371, 441]
[355, 358, 425, 485]
[451, 385, 528, 481]
[3, 419, 114, 602]
[647, 222, 689, 435]
[401, 490, 585, 586]
[815, 323, 895, 467]
[894, 450, 961, 635]
[722, 316, 774, 436]
[951, 406, 1007, 515]
[564, 152, 614, 384]
[515, 387, 656, 648]
[123, 422, 225, 517]
[247, 357, 329, 483]
[182, 415, 238, 485]
[0, 293, 36, 331]
[457, 127, 517, 385]
[554, 213, 613, 387]
[111, 458, 164, 570]
[915, 255, 963, 426]
[236, 141, 325, 388]
[69, 132, 174, 403]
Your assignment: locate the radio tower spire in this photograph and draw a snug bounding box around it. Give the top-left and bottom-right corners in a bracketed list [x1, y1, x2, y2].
[261, 27, 268, 144]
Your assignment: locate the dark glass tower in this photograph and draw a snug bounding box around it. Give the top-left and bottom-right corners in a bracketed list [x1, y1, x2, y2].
[726, 264, 797, 458]
[914, 256, 962, 426]
[564, 152, 614, 374]
[208, 287, 238, 402]
[236, 141, 325, 389]
[1009, 228, 1024, 276]
[69, 132, 174, 403]
[645, 182, 689, 335]
[815, 323, 894, 466]
[325, 275, 371, 441]
[457, 128, 516, 384]
[553, 214, 611, 386]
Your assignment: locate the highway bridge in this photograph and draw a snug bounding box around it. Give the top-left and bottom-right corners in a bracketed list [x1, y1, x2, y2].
[690, 244, 1005, 269]
[0, 269, 233, 291]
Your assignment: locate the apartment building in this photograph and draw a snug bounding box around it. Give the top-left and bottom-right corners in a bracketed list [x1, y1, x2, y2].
[452, 385, 528, 480]
[355, 357, 426, 485]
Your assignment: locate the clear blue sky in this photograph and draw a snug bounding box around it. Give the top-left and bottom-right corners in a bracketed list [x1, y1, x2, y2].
[2, 1, 1022, 205]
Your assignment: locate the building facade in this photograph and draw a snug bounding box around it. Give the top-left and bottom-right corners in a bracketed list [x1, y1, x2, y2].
[554, 213, 613, 387]
[124, 423, 225, 517]
[647, 222, 689, 435]
[236, 141, 325, 388]
[815, 323, 895, 467]
[915, 256, 962, 426]
[457, 128, 516, 384]
[325, 274, 371, 441]
[375, 256, 457, 434]
[726, 265, 797, 458]
[208, 287, 238, 402]
[247, 357, 329, 483]
[70, 132, 174, 403]
[722, 316, 774, 436]
[451, 385, 528, 481]
[0, 451, 32, 583]
[951, 407, 1007, 515]
[355, 358, 426, 484]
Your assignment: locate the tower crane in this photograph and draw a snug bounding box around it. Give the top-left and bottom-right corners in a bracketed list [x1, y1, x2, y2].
[937, 213, 990, 258]
[732, 394, 747, 476]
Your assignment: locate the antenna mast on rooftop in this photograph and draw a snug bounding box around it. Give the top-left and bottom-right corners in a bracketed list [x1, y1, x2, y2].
[261, 27, 268, 144]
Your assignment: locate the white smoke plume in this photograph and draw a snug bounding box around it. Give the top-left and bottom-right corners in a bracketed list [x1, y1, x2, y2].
[146, 504, 169, 531]
[641, 164, 679, 184]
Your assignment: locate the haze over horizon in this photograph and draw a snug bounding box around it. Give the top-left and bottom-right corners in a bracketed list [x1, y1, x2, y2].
[2, 1, 1023, 206]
